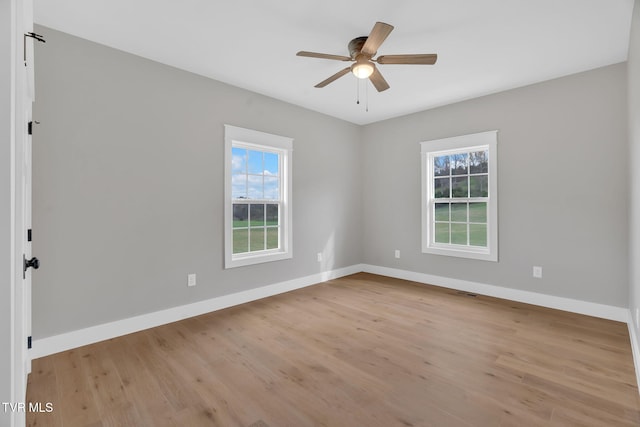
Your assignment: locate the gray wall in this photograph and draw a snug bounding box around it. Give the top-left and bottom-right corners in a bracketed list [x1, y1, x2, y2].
[33, 24, 632, 343]
[1, 1, 13, 425]
[32, 26, 362, 339]
[361, 63, 629, 307]
[629, 0, 640, 343]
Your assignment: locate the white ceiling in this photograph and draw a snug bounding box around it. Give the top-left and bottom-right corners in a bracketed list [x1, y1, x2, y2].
[34, 0, 634, 125]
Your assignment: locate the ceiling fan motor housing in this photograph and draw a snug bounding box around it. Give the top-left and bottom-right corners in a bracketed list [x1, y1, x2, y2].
[348, 37, 371, 58]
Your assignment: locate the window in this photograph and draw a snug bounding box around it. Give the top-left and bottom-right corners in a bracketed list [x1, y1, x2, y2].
[421, 131, 498, 261]
[224, 125, 293, 268]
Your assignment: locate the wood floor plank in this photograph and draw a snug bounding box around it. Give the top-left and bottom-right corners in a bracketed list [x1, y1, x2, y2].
[53, 360, 102, 426]
[26, 272, 640, 426]
[26, 357, 63, 427]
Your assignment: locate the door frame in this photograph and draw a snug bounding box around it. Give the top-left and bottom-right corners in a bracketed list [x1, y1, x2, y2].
[3, 0, 33, 426]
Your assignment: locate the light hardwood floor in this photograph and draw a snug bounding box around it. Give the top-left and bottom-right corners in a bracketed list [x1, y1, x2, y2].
[26, 273, 640, 426]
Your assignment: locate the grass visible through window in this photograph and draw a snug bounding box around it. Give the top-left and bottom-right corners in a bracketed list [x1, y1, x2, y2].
[434, 202, 487, 247]
[233, 228, 279, 254]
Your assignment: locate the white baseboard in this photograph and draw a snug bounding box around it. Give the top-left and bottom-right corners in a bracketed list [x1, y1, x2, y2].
[628, 311, 640, 390]
[32, 263, 631, 360]
[361, 264, 628, 322]
[30, 264, 364, 359]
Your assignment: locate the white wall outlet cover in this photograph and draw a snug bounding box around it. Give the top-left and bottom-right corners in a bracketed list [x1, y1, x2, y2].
[395, 250, 400, 259]
[533, 266, 542, 278]
[187, 273, 196, 287]
[317, 253, 323, 262]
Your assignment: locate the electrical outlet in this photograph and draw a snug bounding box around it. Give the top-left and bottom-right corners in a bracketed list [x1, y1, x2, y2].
[187, 273, 196, 287]
[532, 266, 542, 279]
[636, 308, 640, 330]
[395, 250, 400, 259]
[317, 252, 323, 262]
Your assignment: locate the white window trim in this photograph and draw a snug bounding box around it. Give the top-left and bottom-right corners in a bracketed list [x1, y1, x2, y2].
[420, 131, 498, 262]
[224, 125, 293, 269]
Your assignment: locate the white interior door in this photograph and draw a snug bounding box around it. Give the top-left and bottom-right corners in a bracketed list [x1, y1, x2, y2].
[22, 107, 33, 377]
[21, 0, 35, 379]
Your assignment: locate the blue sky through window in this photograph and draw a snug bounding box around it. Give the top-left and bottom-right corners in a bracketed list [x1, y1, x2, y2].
[232, 146, 280, 200]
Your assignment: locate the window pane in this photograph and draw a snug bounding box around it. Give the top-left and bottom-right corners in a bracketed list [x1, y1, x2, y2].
[248, 150, 263, 175]
[469, 224, 487, 247]
[232, 174, 247, 199]
[264, 152, 279, 176]
[435, 223, 449, 244]
[452, 176, 468, 198]
[451, 223, 467, 245]
[233, 204, 248, 228]
[264, 176, 279, 200]
[247, 175, 263, 199]
[470, 175, 488, 197]
[233, 229, 248, 254]
[266, 204, 279, 226]
[451, 203, 467, 222]
[434, 155, 450, 177]
[451, 153, 468, 175]
[469, 150, 488, 174]
[434, 177, 450, 198]
[266, 227, 279, 250]
[231, 147, 246, 174]
[249, 204, 264, 226]
[469, 202, 487, 223]
[434, 203, 449, 221]
[250, 228, 265, 251]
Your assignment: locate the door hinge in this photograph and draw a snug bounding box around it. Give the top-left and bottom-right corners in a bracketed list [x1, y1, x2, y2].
[27, 336, 32, 350]
[27, 229, 32, 242]
[28, 121, 40, 135]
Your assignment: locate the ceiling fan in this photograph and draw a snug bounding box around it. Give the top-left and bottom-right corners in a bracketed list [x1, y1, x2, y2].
[297, 22, 437, 92]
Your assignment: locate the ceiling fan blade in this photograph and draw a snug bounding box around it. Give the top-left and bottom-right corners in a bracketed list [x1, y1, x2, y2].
[314, 67, 352, 88]
[369, 66, 390, 92]
[377, 54, 438, 65]
[361, 22, 394, 56]
[297, 51, 352, 61]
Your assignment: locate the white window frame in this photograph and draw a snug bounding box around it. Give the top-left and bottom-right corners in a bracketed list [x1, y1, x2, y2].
[224, 125, 293, 269]
[420, 131, 498, 262]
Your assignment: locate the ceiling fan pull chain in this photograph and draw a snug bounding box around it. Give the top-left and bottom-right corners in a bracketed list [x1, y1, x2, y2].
[356, 79, 360, 105]
[366, 81, 369, 112]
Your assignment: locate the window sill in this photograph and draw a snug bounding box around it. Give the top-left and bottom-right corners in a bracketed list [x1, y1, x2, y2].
[422, 245, 497, 262]
[225, 250, 292, 269]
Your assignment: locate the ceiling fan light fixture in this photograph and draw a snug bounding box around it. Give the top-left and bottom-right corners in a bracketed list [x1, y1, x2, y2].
[351, 58, 374, 79]
[298, 22, 436, 92]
